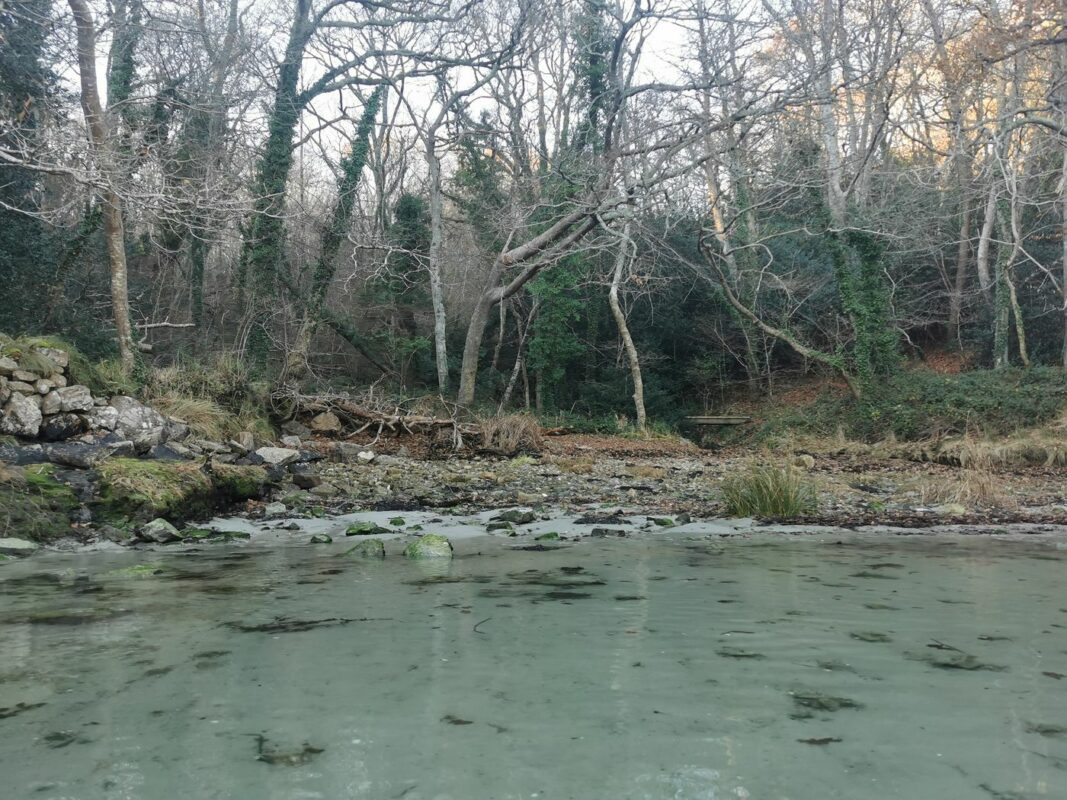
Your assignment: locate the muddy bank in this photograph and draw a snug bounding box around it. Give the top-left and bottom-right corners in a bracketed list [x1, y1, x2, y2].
[3, 428, 1067, 560]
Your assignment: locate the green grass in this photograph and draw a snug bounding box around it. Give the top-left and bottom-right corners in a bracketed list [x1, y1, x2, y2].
[722, 466, 817, 518]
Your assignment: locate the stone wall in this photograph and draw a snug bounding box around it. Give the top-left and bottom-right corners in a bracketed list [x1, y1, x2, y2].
[0, 344, 172, 453]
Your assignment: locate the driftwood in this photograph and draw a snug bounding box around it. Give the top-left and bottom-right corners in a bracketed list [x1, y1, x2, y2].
[288, 393, 476, 449]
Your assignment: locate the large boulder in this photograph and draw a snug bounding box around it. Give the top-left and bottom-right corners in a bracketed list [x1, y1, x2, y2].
[40, 390, 62, 416]
[139, 518, 181, 543]
[110, 395, 168, 452]
[39, 412, 89, 442]
[403, 534, 453, 559]
[255, 446, 300, 466]
[0, 392, 42, 437]
[55, 385, 93, 412]
[86, 405, 119, 432]
[0, 356, 17, 376]
[308, 411, 342, 434]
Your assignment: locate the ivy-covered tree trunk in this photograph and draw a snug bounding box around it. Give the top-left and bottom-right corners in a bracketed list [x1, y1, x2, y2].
[289, 87, 383, 377]
[237, 0, 313, 371]
[830, 231, 899, 388]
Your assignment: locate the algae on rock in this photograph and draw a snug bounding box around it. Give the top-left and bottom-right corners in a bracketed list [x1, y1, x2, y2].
[0, 463, 79, 542]
[97, 459, 215, 521]
[404, 534, 453, 559]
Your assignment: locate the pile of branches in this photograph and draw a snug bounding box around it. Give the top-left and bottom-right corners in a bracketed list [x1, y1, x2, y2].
[273, 388, 542, 456]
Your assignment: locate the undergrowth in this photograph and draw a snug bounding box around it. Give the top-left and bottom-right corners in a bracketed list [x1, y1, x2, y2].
[753, 368, 1067, 444]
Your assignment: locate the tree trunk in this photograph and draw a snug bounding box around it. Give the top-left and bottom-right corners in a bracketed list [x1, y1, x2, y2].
[68, 0, 135, 372]
[607, 223, 646, 433]
[426, 147, 450, 392]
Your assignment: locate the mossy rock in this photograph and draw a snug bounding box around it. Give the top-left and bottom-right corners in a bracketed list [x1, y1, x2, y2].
[345, 521, 390, 536]
[97, 459, 215, 522]
[343, 538, 385, 558]
[403, 534, 453, 559]
[103, 563, 165, 579]
[0, 464, 79, 543]
[210, 463, 270, 501]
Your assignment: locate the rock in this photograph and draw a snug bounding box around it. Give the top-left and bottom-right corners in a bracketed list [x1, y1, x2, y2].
[0, 442, 47, 465]
[233, 431, 255, 452]
[282, 420, 311, 437]
[165, 442, 196, 459]
[86, 405, 119, 431]
[35, 379, 52, 395]
[309, 483, 338, 498]
[934, 503, 967, 516]
[163, 418, 190, 442]
[7, 380, 36, 395]
[54, 385, 93, 412]
[357, 450, 376, 463]
[0, 377, 7, 405]
[211, 453, 237, 465]
[309, 533, 333, 544]
[12, 369, 39, 383]
[49, 373, 67, 388]
[0, 356, 17, 375]
[110, 395, 168, 452]
[255, 447, 300, 466]
[292, 471, 322, 490]
[492, 509, 537, 525]
[0, 537, 38, 556]
[345, 538, 385, 558]
[193, 439, 229, 454]
[36, 347, 68, 369]
[403, 534, 453, 559]
[139, 518, 181, 543]
[40, 390, 62, 416]
[97, 458, 213, 521]
[334, 442, 368, 463]
[45, 440, 131, 469]
[0, 392, 42, 437]
[39, 413, 88, 442]
[345, 521, 390, 536]
[793, 454, 816, 470]
[280, 435, 302, 448]
[148, 443, 188, 460]
[308, 411, 342, 434]
[263, 501, 287, 517]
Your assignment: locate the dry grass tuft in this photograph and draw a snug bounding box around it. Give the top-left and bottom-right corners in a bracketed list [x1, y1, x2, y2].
[722, 465, 818, 518]
[553, 456, 596, 474]
[624, 464, 667, 480]
[479, 413, 543, 456]
[916, 467, 1015, 509]
[148, 395, 228, 440]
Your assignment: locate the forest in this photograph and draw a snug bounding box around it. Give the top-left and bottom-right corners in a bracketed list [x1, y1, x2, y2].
[1, 0, 1065, 435]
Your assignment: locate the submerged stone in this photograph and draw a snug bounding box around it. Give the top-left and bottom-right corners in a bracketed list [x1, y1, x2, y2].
[104, 564, 165, 579]
[404, 534, 453, 559]
[344, 538, 385, 558]
[790, 692, 864, 712]
[309, 533, 333, 544]
[850, 631, 892, 643]
[492, 510, 536, 525]
[0, 537, 38, 556]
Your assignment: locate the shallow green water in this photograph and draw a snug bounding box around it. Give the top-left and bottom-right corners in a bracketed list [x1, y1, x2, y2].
[2, 534, 1066, 799]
